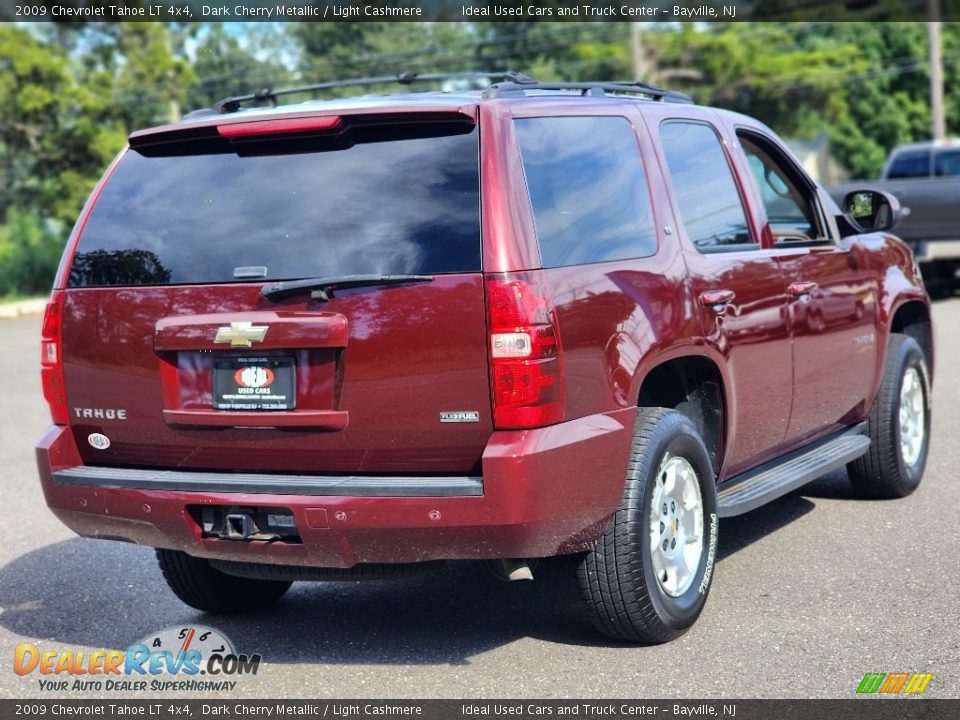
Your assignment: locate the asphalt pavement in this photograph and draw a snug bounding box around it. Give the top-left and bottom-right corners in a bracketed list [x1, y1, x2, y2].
[0, 300, 957, 699]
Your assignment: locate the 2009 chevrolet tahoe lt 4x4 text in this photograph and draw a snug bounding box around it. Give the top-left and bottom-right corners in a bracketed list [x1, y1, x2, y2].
[36, 74, 933, 643]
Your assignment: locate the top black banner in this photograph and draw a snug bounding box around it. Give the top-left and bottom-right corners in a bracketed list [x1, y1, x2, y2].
[2, 0, 959, 22]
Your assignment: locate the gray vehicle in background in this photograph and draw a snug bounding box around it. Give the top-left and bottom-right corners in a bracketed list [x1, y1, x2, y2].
[830, 140, 960, 295]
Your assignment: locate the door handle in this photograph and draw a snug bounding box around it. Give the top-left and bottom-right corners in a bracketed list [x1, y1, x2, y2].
[788, 281, 818, 298]
[699, 289, 736, 310]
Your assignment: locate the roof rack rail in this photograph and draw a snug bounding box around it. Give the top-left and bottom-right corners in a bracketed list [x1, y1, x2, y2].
[482, 78, 694, 104]
[210, 71, 534, 114]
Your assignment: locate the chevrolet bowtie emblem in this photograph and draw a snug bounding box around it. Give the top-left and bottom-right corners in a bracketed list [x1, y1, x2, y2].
[214, 321, 268, 348]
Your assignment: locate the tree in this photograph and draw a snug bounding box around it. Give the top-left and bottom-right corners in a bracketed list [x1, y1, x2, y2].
[637, 25, 862, 129]
[111, 24, 195, 127]
[793, 23, 950, 178]
[646, 23, 958, 179]
[186, 24, 292, 112]
[0, 25, 124, 225]
[0, 210, 65, 296]
[0, 23, 191, 295]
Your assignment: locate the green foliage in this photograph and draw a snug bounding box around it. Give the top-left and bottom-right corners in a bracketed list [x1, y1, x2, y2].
[0, 25, 123, 226]
[289, 23, 480, 98]
[0, 23, 196, 297]
[849, 192, 875, 219]
[187, 24, 291, 111]
[646, 23, 957, 179]
[112, 24, 196, 128]
[0, 209, 64, 296]
[797, 23, 947, 179]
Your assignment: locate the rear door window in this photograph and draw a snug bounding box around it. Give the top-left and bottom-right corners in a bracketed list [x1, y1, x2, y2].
[886, 150, 931, 179]
[69, 124, 480, 287]
[659, 121, 754, 252]
[934, 148, 960, 177]
[514, 116, 657, 268]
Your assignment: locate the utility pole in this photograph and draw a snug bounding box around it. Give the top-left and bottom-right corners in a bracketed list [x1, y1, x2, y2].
[165, 28, 181, 124]
[928, 0, 945, 140]
[632, 23, 702, 88]
[631, 23, 650, 82]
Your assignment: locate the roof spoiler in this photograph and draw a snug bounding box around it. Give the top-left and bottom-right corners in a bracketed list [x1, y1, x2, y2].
[129, 109, 476, 151]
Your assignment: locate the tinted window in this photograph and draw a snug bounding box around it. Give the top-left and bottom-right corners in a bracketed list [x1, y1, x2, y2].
[660, 122, 753, 251]
[887, 150, 931, 179]
[515, 116, 656, 267]
[69, 127, 480, 287]
[934, 148, 960, 177]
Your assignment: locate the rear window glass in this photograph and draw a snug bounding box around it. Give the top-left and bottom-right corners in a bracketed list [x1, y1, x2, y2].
[886, 150, 931, 179]
[514, 116, 657, 268]
[934, 148, 960, 177]
[68, 125, 480, 287]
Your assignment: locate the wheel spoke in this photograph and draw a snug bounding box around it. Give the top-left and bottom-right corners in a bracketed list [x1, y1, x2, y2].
[681, 469, 699, 509]
[682, 543, 701, 581]
[662, 462, 677, 497]
[681, 506, 701, 541]
[673, 551, 690, 589]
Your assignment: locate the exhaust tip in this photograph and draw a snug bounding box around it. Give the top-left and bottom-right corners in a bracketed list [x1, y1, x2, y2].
[488, 558, 536, 582]
[507, 564, 534, 581]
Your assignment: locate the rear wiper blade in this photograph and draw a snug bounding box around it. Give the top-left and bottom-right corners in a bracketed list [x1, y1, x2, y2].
[261, 274, 434, 302]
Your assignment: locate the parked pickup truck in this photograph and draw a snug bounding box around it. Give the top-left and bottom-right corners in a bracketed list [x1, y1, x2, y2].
[36, 73, 933, 644]
[830, 140, 960, 293]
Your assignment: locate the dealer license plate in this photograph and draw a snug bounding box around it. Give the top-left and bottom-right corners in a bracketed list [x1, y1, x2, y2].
[213, 357, 296, 411]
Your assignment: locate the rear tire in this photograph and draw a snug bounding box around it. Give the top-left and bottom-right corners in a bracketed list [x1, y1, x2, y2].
[847, 334, 931, 498]
[156, 549, 291, 613]
[577, 408, 719, 643]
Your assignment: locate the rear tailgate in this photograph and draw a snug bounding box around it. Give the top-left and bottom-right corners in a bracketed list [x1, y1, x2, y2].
[60, 113, 492, 475]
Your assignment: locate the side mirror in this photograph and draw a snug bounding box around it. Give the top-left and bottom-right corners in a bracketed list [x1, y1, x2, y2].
[843, 189, 903, 232]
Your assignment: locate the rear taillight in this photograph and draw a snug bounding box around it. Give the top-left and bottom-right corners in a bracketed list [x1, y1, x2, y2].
[486, 271, 564, 429]
[41, 292, 68, 425]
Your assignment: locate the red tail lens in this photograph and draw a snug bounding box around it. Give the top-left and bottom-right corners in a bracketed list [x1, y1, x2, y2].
[40, 292, 68, 425]
[486, 271, 564, 428]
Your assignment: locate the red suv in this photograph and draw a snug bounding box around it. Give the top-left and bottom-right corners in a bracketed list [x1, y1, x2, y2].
[36, 74, 933, 643]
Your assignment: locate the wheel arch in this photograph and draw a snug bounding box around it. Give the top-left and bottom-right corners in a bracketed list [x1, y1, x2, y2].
[888, 299, 934, 381]
[635, 353, 728, 476]
[873, 234, 933, 384]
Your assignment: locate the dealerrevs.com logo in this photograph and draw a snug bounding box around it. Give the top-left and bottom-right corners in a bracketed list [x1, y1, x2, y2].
[856, 672, 934, 696]
[14, 625, 261, 692]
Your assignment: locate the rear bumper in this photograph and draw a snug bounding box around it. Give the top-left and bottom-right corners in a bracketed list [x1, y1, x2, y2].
[52, 466, 483, 497]
[36, 408, 635, 568]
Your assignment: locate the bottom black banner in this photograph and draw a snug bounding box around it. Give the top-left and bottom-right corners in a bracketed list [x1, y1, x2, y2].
[1, 700, 955, 720]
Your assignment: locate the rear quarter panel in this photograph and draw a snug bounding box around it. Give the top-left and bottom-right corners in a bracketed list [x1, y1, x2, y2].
[494, 98, 702, 421]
